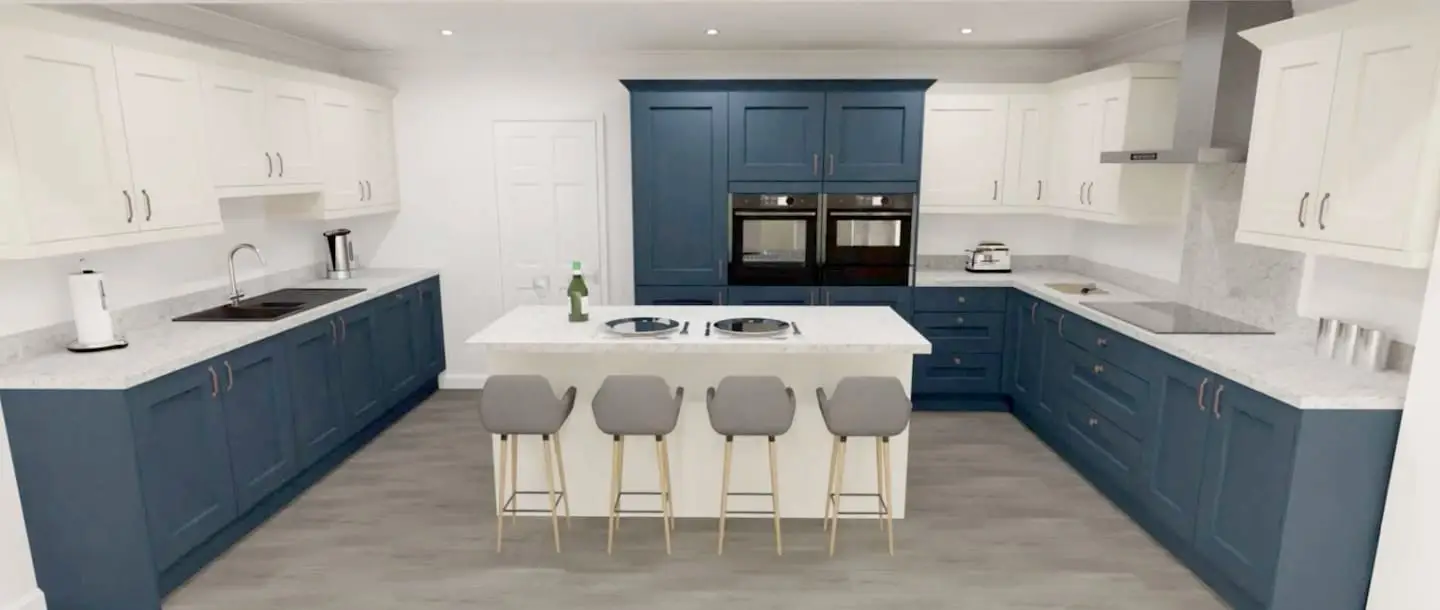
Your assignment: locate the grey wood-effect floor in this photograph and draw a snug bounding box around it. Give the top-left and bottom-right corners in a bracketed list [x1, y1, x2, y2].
[165, 390, 1226, 610]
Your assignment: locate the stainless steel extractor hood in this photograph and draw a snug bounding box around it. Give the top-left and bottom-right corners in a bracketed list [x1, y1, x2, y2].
[1101, 0, 1293, 164]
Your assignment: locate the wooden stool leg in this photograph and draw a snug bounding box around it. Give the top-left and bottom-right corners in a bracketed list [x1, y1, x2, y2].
[829, 437, 847, 557]
[607, 436, 620, 555]
[768, 436, 782, 556]
[718, 436, 733, 555]
[654, 436, 672, 555]
[614, 436, 625, 531]
[874, 437, 885, 531]
[495, 434, 508, 553]
[542, 434, 561, 553]
[875, 437, 887, 555]
[659, 437, 675, 531]
[509, 435, 519, 525]
[554, 431, 571, 526]
[824, 435, 838, 531]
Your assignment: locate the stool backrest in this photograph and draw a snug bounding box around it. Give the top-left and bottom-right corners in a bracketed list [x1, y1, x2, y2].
[479, 375, 567, 435]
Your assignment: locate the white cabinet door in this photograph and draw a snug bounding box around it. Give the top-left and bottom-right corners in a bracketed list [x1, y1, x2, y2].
[1003, 94, 1051, 208]
[113, 47, 218, 232]
[1088, 80, 1131, 214]
[201, 66, 266, 188]
[920, 94, 1009, 208]
[1054, 88, 1098, 210]
[267, 79, 320, 185]
[1239, 34, 1343, 238]
[0, 29, 135, 242]
[1315, 23, 1440, 250]
[316, 88, 362, 209]
[358, 96, 398, 206]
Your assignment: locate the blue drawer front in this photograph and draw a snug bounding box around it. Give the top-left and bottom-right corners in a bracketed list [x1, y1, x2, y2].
[914, 352, 1003, 395]
[636, 285, 728, 305]
[1057, 342, 1153, 438]
[1064, 402, 1143, 488]
[913, 287, 1009, 313]
[913, 312, 1005, 353]
[1062, 314, 1157, 379]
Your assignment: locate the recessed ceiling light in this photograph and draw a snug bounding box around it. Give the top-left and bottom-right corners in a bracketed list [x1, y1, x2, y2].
[960, 28, 974, 35]
[705, 28, 720, 36]
[440, 29, 454, 36]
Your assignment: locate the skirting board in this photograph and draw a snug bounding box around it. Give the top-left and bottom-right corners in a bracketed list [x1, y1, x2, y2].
[2, 589, 46, 610]
[440, 372, 488, 390]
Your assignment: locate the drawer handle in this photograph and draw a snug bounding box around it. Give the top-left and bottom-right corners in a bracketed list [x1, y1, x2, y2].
[1088, 417, 1098, 427]
[1092, 364, 1104, 374]
[1197, 378, 1209, 411]
[952, 357, 962, 365]
[956, 296, 967, 304]
[955, 316, 964, 324]
[1096, 337, 1108, 347]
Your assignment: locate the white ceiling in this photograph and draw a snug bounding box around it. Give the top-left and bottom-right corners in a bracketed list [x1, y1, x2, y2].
[197, 2, 1190, 54]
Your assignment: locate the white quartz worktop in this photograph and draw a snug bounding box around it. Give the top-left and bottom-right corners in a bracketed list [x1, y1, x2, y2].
[0, 269, 440, 391]
[917, 269, 1409, 411]
[469, 305, 932, 354]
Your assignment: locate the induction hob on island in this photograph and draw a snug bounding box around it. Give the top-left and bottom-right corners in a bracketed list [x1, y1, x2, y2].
[1082, 301, 1273, 335]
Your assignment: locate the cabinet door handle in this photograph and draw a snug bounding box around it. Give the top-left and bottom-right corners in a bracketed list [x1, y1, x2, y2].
[1197, 378, 1209, 411]
[1093, 364, 1104, 374]
[358, 181, 365, 201]
[1096, 337, 1107, 347]
[142, 189, 152, 221]
[340, 316, 347, 342]
[266, 152, 273, 178]
[277, 152, 285, 178]
[993, 180, 999, 201]
[123, 190, 133, 223]
[1030, 302, 1037, 322]
[1036, 180, 1043, 201]
[224, 361, 234, 391]
[1085, 182, 1094, 205]
[1298, 192, 1309, 228]
[1213, 384, 1225, 419]
[208, 366, 218, 397]
[813, 153, 819, 176]
[365, 180, 373, 200]
[1318, 193, 1330, 230]
[330, 319, 338, 345]
[1058, 313, 1066, 337]
[827, 153, 835, 176]
[1088, 417, 1099, 427]
[1078, 182, 1085, 205]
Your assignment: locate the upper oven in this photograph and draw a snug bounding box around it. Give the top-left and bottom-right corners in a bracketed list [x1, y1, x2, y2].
[728, 192, 820, 286]
[820, 192, 915, 286]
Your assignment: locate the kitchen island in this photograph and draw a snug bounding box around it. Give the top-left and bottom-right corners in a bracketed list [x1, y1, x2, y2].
[467, 305, 931, 519]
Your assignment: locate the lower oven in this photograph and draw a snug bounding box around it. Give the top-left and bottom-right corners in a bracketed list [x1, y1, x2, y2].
[820, 193, 914, 286]
[728, 192, 820, 286]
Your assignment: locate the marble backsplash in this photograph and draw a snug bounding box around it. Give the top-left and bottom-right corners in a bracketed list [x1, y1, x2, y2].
[0, 264, 324, 368]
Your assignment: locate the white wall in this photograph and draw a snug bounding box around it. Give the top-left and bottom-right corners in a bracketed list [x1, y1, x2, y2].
[1071, 221, 1186, 283]
[917, 215, 1073, 257]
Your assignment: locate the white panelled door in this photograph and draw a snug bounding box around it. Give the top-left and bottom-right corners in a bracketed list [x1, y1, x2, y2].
[1003, 94, 1051, 208]
[920, 95, 1009, 208]
[1239, 33, 1343, 238]
[200, 66, 267, 187]
[358, 96, 398, 206]
[267, 79, 320, 185]
[1, 28, 135, 242]
[493, 120, 605, 313]
[316, 89, 362, 210]
[113, 47, 218, 231]
[1316, 22, 1440, 250]
[1089, 80, 1131, 213]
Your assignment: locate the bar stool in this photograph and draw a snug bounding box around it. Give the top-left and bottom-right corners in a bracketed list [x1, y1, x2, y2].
[592, 375, 683, 555]
[706, 376, 795, 555]
[817, 376, 911, 556]
[478, 375, 576, 553]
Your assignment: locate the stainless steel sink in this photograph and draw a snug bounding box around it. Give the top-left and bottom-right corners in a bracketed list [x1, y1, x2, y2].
[175, 288, 365, 322]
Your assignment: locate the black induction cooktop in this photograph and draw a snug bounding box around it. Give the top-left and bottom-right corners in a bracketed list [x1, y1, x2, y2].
[1082, 301, 1273, 335]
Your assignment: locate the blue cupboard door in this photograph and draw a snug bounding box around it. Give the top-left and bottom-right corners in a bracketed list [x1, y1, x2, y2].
[411, 279, 446, 379]
[128, 363, 237, 569]
[217, 339, 298, 514]
[288, 318, 345, 470]
[1007, 295, 1045, 412]
[728, 91, 825, 181]
[1142, 359, 1214, 543]
[1033, 312, 1073, 429]
[338, 304, 384, 431]
[1195, 381, 1299, 602]
[631, 91, 729, 286]
[727, 286, 816, 305]
[635, 285, 727, 306]
[823, 91, 924, 182]
[821, 286, 913, 319]
[374, 290, 418, 400]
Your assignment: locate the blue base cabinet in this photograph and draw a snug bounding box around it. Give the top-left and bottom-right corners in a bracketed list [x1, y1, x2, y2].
[727, 286, 818, 305]
[636, 285, 728, 305]
[911, 287, 1008, 411]
[0, 276, 446, 610]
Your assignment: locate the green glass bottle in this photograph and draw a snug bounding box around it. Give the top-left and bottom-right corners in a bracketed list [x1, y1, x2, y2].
[567, 261, 589, 322]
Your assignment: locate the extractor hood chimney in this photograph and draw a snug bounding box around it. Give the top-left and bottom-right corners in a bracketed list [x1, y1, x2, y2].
[1101, 0, 1293, 164]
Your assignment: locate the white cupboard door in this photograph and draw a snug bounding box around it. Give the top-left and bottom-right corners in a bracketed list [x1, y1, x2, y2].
[920, 94, 1009, 208]
[0, 29, 135, 242]
[359, 97, 398, 206]
[1088, 80, 1131, 214]
[493, 120, 605, 311]
[1315, 23, 1440, 250]
[113, 47, 218, 232]
[200, 67, 267, 187]
[267, 79, 320, 185]
[1003, 94, 1050, 208]
[316, 89, 361, 209]
[1239, 33, 1343, 238]
[1055, 88, 1098, 210]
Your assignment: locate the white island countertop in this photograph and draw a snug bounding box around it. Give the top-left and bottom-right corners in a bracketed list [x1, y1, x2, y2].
[917, 269, 1410, 411]
[468, 305, 932, 355]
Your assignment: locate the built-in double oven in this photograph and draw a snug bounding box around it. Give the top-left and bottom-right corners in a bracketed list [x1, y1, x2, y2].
[728, 190, 914, 287]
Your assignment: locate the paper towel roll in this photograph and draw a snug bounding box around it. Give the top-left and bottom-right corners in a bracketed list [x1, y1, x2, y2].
[69, 271, 116, 346]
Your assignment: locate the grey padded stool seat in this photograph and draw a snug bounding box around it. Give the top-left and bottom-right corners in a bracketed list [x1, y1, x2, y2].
[816, 376, 911, 556]
[592, 375, 684, 555]
[706, 376, 796, 555]
[479, 375, 576, 553]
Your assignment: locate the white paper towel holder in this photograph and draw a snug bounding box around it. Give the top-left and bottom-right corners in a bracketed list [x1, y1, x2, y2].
[65, 265, 129, 353]
[67, 337, 128, 353]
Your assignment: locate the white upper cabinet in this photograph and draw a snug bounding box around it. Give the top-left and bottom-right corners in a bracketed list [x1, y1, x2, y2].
[920, 94, 1012, 212]
[265, 79, 320, 186]
[311, 89, 400, 218]
[358, 95, 399, 208]
[1237, 6, 1440, 268]
[201, 67, 320, 194]
[1002, 94, 1052, 209]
